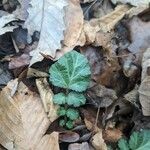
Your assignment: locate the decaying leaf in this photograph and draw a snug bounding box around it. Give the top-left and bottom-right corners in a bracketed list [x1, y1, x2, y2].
[139, 48, 150, 116]
[0, 14, 17, 35]
[24, 0, 68, 65]
[36, 78, 58, 122]
[59, 131, 80, 143]
[87, 84, 118, 108]
[98, 5, 131, 32]
[91, 130, 107, 150]
[111, 0, 150, 7]
[0, 79, 59, 149]
[103, 128, 123, 142]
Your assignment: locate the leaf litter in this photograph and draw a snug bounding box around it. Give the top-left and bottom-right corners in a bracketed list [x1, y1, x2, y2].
[0, 0, 150, 150]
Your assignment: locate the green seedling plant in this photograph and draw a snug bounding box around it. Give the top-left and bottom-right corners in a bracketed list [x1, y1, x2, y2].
[118, 130, 150, 150]
[49, 50, 91, 129]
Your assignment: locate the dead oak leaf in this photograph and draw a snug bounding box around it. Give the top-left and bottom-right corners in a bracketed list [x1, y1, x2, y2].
[0, 79, 59, 150]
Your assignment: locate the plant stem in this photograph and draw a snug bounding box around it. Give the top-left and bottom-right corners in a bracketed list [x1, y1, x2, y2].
[64, 89, 69, 123]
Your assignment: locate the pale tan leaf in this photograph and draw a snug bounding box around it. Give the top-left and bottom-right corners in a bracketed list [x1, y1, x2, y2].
[0, 14, 17, 35]
[98, 5, 131, 32]
[139, 48, 150, 116]
[0, 79, 59, 150]
[55, 0, 84, 60]
[91, 130, 107, 150]
[63, 0, 83, 47]
[36, 78, 58, 122]
[24, 0, 68, 65]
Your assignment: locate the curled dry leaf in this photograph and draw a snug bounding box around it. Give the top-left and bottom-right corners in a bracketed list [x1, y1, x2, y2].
[139, 48, 150, 116]
[98, 5, 131, 32]
[0, 79, 59, 150]
[36, 78, 58, 122]
[24, 0, 68, 65]
[91, 130, 107, 150]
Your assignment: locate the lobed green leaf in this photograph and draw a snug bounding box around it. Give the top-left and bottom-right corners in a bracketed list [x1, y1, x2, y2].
[53, 93, 66, 105]
[67, 92, 86, 107]
[66, 108, 79, 120]
[49, 50, 91, 92]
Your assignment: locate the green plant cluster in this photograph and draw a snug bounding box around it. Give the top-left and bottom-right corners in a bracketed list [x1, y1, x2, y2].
[118, 130, 150, 150]
[49, 50, 91, 129]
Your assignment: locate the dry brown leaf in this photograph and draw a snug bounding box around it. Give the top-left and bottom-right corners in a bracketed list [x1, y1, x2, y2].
[103, 128, 123, 142]
[0, 79, 59, 150]
[91, 130, 107, 150]
[36, 78, 58, 122]
[98, 5, 131, 32]
[139, 48, 150, 116]
[88, 84, 118, 108]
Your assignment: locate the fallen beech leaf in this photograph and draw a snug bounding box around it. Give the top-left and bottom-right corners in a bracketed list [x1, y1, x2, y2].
[139, 48, 150, 116]
[36, 132, 59, 150]
[0, 14, 17, 35]
[24, 0, 68, 65]
[13, 0, 30, 20]
[59, 131, 80, 143]
[0, 79, 59, 149]
[103, 128, 123, 142]
[91, 130, 107, 150]
[98, 5, 131, 32]
[36, 78, 58, 122]
[68, 142, 90, 150]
